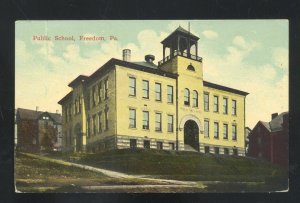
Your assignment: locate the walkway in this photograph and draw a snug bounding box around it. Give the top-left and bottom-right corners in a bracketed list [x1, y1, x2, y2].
[20, 152, 199, 186]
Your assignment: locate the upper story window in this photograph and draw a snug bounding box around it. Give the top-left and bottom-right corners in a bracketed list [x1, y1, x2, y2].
[79, 97, 82, 113]
[232, 124, 237, 140]
[214, 122, 219, 139]
[155, 112, 162, 131]
[86, 118, 90, 137]
[129, 77, 136, 96]
[167, 85, 173, 103]
[232, 100, 237, 115]
[213, 96, 219, 112]
[155, 83, 162, 101]
[104, 78, 109, 99]
[204, 92, 209, 111]
[204, 120, 209, 137]
[187, 64, 195, 71]
[98, 82, 102, 104]
[142, 80, 149, 99]
[223, 98, 228, 114]
[129, 108, 136, 128]
[184, 88, 190, 106]
[142, 111, 149, 130]
[192, 90, 198, 107]
[92, 86, 96, 107]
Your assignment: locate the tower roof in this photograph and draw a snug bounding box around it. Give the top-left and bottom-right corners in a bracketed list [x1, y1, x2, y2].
[161, 26, 199, 44]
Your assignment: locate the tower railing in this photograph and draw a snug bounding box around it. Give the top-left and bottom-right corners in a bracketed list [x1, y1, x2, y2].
[158, 50, 202, 66]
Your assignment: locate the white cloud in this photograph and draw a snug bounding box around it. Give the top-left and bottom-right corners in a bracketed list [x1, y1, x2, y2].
[272, 47, 288, 69]
[202, 30, 218, 39]
[232, 35, 258, 51]
[202, 36, 287, 128]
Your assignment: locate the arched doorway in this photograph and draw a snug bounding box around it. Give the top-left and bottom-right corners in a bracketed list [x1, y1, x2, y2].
[184, 120, 199, 151]
[74, 123, 82, 151]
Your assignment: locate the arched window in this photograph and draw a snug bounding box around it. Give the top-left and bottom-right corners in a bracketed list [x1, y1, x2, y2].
[192, 90, 198, 107]
[184, 88, 190, 105]
[187, 64, 195, 71]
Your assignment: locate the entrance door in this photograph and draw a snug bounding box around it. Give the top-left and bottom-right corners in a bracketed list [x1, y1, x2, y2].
[184, 120, 199, 151]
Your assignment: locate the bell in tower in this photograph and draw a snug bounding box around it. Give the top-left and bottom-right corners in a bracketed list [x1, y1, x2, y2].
[158, 26, 201, 66]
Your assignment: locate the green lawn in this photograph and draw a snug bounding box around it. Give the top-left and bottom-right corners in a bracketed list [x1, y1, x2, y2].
[69, 148, 288, 184]
[15, 153, 168, 192]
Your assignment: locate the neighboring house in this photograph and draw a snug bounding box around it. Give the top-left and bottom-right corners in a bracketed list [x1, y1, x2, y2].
[248, 112, 289, 168]
[58, 26, 249, 156]
[245, 127, 251, 155]
[16, 108, 62, 152]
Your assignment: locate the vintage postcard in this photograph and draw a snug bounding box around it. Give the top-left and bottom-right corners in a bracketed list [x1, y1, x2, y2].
[15, 20, 288, 193]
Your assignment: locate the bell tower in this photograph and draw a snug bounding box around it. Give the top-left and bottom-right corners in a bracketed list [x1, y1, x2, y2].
[158, 26, 204, 151]
[158, 26, 202, 73]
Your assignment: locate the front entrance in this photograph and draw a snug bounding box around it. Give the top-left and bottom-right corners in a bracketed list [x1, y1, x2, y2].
[184, 120, 199, 151]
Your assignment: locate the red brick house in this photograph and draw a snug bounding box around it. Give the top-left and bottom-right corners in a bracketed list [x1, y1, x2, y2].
[248, 112, 288, 168]
[16, 108, 62, 152]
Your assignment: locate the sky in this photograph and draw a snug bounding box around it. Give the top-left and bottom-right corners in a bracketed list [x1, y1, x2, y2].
[15, 20, 288, 128]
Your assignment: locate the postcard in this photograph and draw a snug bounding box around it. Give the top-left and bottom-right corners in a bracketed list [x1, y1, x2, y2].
[15, 20, 288, 193]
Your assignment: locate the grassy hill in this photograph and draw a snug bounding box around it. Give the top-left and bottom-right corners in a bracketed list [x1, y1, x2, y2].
[66, 148, 287, 184]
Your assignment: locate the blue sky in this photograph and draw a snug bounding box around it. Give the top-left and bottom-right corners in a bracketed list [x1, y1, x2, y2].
[15, 20, 288, 128]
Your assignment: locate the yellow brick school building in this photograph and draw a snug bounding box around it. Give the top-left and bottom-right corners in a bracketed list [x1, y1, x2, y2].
[58, 27, 249, 156]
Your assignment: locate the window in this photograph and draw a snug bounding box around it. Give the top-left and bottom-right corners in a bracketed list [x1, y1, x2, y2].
[105, 109, 109, 130]
[213, 96, 219, 112]
[192, 90, 198, 107]
[155, 83, 161, 101]
[157, 142, 163, 150]
[92, 115, 96, 135]
[155, 113, 162, 131]
[232, 125, 237, 140]
[87, 94, 90, 110]
[130, 139, 137, 149]
[142, 111, 149, 129]
[167, 85, 173, 103]
[184, 88, 190, 105]
[233, 148, 238, 156]
[129, 77, 136, 96]
[167, 115, 174, 132]
[214, 122, 219, 139]
[104, 79, 108, 99]
[204, 92, 209, 111]
[92, 86, 96, 107]
[224, 148, 229, 155]
[214, 147, 219, 155]
[129, 109, 136, 128]
[223, 98, 228, 114]
[142, 80, 149, 99]
[204, 120, 209, 137]
[223, 124, 228, 139]
[144, 140, 150, 149]
[86, 118, 90, 137]
[98, 82, 102, 104]
[169, 143, 175, 150]
[205, 146, 210, 153]
[98, 112, 102, 133]
[232, 100, 237, 115]
[257, 137, 262, 145]
[78, 97, 82, 113]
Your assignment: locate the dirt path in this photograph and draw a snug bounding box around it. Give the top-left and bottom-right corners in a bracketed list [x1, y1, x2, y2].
[20, 152, 199, 187]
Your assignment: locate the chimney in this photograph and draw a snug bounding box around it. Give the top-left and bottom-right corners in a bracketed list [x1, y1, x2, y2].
[145, 54, 155, 63]
[36, 106, 39, 112]
[271, 113, 278, 120]
[122, 49, 131, 62]
[282, 113, 289, 128]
